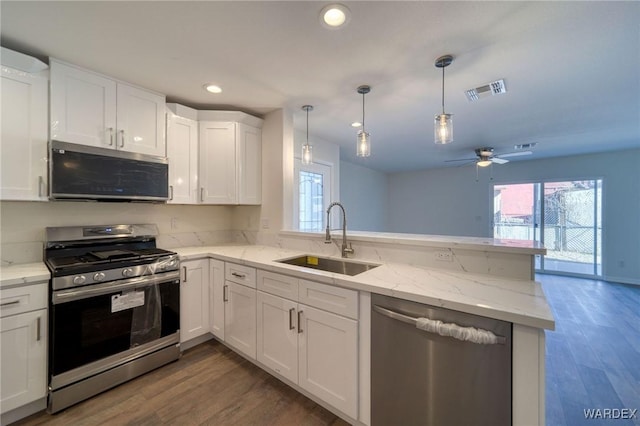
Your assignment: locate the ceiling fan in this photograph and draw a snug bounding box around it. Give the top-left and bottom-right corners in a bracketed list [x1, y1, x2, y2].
[445, 147, 532, 167]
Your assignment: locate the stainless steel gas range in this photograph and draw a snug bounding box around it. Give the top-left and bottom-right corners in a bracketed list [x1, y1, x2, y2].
[44, 224, 181, 413]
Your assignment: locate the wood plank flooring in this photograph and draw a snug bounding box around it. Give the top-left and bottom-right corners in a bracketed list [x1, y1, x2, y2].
[13, 341, 350, 426]
[542, 274, 640, 426]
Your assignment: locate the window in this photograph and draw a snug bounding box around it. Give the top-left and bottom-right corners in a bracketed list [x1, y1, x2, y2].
[493, 180, 602, 278]
[294, 159, 332, 232]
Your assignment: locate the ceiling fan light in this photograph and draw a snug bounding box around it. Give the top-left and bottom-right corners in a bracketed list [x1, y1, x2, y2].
[434, 113, 453, 145]
[477, 160, 492, 167]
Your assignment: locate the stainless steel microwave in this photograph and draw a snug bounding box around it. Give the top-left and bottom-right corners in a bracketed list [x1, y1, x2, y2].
[49, 141, 169, 201]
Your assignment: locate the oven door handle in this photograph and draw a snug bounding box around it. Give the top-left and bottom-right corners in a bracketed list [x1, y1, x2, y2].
[52, 270, 180, 304]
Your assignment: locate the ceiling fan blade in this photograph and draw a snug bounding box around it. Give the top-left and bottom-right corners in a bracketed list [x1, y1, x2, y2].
[496, 150, 532, 158]
[491, 157, 509, 164]
[445, 157, 477, 163]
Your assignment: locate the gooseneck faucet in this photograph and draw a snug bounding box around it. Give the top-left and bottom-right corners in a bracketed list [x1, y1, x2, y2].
[325, 201, 354, 258]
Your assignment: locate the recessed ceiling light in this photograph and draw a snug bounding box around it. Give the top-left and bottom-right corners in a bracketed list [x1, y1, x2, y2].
[320, 4, 351, 29]
[204, 84, 222, 94]
[351, 121, 362, 128]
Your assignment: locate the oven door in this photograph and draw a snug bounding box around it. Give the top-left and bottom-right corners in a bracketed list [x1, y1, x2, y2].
[49, 271, 180, 389]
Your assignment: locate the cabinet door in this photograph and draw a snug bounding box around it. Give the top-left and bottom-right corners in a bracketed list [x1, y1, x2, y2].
[236, 123, 262, 205]
[180, 259, 210, 343]
[0, 309, 47, 414]
[257, 291, 298, 383]
[224, 281, 256, 359]
[50, 59, 117, 148]
[298, 305, 358, 418]
[0, 67, 48, 201]
[209, 259, 225, 340]
[199, 121, 236, 204]
[116, 83, 166, 156]
[167, 114, 198, 204]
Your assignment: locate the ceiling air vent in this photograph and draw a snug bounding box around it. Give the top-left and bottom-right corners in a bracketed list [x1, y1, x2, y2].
[465, 79, 507, 102]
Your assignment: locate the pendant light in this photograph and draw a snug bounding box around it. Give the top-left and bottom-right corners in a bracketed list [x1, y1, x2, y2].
[301, 105, 314, 165]
[356, 85, 371, 157]
[434, 55, 453, 145]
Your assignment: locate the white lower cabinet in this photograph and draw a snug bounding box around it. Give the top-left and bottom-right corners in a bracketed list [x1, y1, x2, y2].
[256, 271, 359, 419]
[0, 283, 48, 415]
[180, 259, 210, 343]
[224, 281, 257, 359]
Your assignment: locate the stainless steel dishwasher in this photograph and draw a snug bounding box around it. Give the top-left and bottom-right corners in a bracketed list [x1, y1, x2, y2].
[371, 294, 512, 426]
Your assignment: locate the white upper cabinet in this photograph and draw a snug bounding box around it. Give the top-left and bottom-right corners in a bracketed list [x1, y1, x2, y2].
[237, 122, 262, 205]
[167, 105, 199, 204]
[50, 59, 166, 157]
[198, 110, 263, 205]
[199, 121, 237, 204]
[0, 61, 49, 201]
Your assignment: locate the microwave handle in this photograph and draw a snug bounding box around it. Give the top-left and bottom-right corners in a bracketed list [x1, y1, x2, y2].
[52, 270, 180, 304]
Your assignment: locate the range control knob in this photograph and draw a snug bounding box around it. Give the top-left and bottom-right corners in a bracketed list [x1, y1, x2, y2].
[122, 268, 134, 278]
[73, 275, 86, 285]
[93, 272, 106, 282]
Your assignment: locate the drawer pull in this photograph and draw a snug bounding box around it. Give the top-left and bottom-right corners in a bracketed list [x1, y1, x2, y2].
[298, 310, 304, 334]
[1, 300, 20, 307]
[223, 285, 229, 302]
[289, 308, 295, 330]
[231, 272, 246, 279]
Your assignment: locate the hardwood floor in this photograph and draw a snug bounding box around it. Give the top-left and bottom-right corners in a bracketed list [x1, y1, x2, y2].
[542, 274, 640, 426]
[13, 341, 350, 426]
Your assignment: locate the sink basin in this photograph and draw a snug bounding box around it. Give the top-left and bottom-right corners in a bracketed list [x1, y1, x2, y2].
[276, 255, 380, 276]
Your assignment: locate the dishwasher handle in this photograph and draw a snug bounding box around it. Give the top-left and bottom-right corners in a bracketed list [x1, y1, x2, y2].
[373, 304, 506, 345]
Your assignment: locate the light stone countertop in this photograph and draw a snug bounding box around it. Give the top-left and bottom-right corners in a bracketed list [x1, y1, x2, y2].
[175, 244, 555, 330]
[0, 262, 50, 289]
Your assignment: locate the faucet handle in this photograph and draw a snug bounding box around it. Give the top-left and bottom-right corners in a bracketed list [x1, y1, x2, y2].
[343, 243, 355, 257]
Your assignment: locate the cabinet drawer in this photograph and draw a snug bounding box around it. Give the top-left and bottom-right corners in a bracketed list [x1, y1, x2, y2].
[0, 283, 48, 318]
[299, 280, 358, 319]
[257, 270, 298, 301]
[225, 262, 256, 288]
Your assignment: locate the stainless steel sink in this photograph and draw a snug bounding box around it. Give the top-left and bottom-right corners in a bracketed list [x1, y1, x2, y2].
[276, 255, 380, 276]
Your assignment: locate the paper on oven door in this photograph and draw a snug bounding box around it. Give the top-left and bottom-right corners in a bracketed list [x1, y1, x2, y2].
[111, 290, 145, 313]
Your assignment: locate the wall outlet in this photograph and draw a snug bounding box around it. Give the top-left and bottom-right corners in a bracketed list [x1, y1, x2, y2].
[170, 217, 179, 230]
[261, 218, 270, 229]
[435, 251, 453, 262]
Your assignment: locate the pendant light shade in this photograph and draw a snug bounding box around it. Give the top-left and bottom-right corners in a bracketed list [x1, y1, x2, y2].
[301, 105, 313, 165]
[434, 55, 453, 145]
[356, 85, 371, 157]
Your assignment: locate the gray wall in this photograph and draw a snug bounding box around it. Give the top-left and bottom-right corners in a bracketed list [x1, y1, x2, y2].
[342, 148, 640, 285]
[340, 160, 389, 232]
[389, 148, 640, 284]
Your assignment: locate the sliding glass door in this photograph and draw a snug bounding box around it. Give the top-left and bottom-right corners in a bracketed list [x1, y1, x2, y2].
[493, 180, 602, 277]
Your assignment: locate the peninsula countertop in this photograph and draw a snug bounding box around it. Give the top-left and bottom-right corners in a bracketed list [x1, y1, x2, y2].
[175, 244, 555, 330]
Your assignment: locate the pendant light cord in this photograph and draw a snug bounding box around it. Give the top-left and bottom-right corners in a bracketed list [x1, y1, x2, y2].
[441, 64, 445, 114]
[306, 107, 309, 143]
[362, 92, 366, 131]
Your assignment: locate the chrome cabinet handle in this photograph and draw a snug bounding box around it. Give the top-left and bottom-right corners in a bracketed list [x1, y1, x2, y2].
[107, 127, 114, 146]
[0, 300, 20, 307]
[169, 185, 174, 200]
[297, 310, 303, 333]
[38, 176, 44, 197]
[231, 272, 246, 279]
[182, 266, 187, 282]
[119, 129, 125, 147]
[289, 308, 295, 330]
[36, 317, 41, 341]
[223, 285, 229, 302]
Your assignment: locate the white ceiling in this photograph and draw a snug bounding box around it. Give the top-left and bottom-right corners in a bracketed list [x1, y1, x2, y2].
[2, 1, 639, 173]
